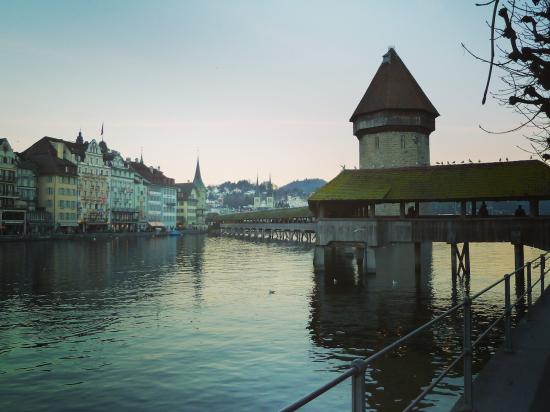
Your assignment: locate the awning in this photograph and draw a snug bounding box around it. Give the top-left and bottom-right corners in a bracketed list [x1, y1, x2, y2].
[147, 221, 165, 228]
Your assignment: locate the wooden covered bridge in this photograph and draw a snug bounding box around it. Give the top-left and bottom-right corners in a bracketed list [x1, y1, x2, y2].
[218, 207, 316, 242]
[219, 160, 550, 278]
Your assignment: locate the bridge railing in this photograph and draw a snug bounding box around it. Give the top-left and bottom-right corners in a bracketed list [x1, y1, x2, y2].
[282, 252, 550, 412]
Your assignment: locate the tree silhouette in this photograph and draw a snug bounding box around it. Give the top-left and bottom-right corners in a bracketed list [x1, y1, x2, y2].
[464, 0, 549, 158]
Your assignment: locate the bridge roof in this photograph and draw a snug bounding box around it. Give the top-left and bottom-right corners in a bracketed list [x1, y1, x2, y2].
[309, 160, 550, 203]
[219, 207, 313, 222]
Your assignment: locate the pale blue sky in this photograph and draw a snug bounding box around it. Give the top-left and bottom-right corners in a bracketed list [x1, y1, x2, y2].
[0, 0, 531, 184]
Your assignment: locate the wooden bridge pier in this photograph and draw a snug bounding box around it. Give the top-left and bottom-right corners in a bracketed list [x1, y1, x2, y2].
[414, 242, 422, 274]
[514, 243, 525, 296]
[451, 242, 471, 282]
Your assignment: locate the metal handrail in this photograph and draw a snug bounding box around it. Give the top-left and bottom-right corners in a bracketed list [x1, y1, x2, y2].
[282, 251, 550, 412]
[281, 367, 359, 411]
[403, 352, 464, 412]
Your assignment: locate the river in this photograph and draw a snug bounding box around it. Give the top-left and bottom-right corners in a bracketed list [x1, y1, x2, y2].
[0, 236, 542, 411]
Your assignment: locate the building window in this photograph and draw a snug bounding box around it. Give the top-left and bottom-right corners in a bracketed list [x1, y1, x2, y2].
[375, 136, 380, 150]
[401, 135, 406, 149]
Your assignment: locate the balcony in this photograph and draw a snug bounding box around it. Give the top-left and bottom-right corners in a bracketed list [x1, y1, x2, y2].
[83, 216, 108, 223]
[111, 207, 136, 212]
[0, 193, 19, 199]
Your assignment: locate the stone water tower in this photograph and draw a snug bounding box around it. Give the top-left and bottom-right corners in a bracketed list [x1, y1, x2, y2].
[350, 48, 439, 169]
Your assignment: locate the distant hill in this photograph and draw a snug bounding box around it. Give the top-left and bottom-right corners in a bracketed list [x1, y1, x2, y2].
[277, 178, 326, 196]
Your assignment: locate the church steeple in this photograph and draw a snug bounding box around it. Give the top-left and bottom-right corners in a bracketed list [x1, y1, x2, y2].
[76, 130, 84, 145]
[193, 158, 206, 190]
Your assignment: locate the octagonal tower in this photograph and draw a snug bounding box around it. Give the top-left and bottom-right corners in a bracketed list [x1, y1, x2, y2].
[351, 48, 439, 169]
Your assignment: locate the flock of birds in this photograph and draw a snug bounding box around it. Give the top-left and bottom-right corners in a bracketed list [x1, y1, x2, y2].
[339, 156, 535, 170]
[434, 156, 533, 165]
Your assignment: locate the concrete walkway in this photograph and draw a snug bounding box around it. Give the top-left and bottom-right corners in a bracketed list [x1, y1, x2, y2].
[452, 288, 550, 411]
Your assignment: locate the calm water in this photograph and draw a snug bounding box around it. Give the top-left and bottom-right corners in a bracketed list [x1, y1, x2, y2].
[0, 236, 542, 411]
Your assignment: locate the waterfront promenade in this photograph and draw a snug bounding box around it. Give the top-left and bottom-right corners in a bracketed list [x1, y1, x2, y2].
[452, 287, 550, 412]
[0, 231, 170, 242]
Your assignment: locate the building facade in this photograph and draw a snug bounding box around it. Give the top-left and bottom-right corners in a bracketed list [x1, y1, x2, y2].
[253, 176, 275, 210]
[162, 185, 176, 229]
[0, 138, 25, 234]
[68, 133, 111, 232]
[130, 160, 175, 230]
[108, 152, 137, 231]
[176, 182, 198, 228]
[133, 165, 149, 231]
[23, 137, 79, 231]
[15, 157, 51, 233]
[2, 133, 207, 235]
[16, 159, 37, 211]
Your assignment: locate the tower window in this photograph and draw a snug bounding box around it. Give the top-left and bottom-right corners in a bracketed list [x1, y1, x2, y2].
[375, 136, 380, 150]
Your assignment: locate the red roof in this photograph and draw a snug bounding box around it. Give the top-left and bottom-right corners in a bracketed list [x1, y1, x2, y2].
[350, 48, 439, 122]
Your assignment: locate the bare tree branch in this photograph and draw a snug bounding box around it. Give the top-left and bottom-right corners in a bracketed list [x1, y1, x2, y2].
[482, 0, 501, 104]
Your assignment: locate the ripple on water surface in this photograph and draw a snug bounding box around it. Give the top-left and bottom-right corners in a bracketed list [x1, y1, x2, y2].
[0, 236, 542, 411]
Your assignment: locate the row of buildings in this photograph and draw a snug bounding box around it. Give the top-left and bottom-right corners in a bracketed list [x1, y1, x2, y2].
[0, 133, 207, 235]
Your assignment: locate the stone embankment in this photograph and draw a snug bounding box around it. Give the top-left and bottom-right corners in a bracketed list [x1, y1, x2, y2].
[0, 232, 170, 243]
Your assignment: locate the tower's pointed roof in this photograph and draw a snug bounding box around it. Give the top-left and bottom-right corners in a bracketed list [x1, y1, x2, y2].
[350, 48, 439, 122]
[193, 158, 206, 190]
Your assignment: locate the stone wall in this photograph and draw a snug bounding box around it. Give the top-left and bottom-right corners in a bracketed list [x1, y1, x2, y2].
[359, 131, 430, 169]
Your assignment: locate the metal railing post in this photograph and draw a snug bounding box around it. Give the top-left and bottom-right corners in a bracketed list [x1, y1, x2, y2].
[527, 262, 532, 310]
[463, 297, 473, 411]
[504, 275, 513, 353]
[541, 255, 546, 297]
[351, 359, 366, 412]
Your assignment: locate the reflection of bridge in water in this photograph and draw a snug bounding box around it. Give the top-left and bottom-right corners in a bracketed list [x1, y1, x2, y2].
[308, 242, 444, 410]
[218, 202, 550, 410]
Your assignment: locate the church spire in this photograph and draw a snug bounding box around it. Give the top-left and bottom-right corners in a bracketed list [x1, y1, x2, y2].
[193, 157, 205, 190]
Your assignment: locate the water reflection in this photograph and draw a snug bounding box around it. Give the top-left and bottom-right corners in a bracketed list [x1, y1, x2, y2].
[306, 241, 543, 410]
[308, 243, 442, 409]
[0, 237, 543, 411]
[176, 235, 206, 305]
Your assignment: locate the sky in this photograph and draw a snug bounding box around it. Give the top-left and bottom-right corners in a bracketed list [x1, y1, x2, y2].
[0, 0, 536, 185]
